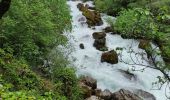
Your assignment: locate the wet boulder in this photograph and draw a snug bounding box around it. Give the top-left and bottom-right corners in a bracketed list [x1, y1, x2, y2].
[77, 3, 103, 26]
[93, 38, 108, 51]
[99, 89, 112, 100]
[101, 50, 118, 64]
[84, 10, 103, 26]
[112, 89, 142, 100]
[80, 43, 85, 49]
[80, 76, 97, 90]
[92, 32, 106, 39]
[93, 32, 107, 51]
[134, 89, 156, 100]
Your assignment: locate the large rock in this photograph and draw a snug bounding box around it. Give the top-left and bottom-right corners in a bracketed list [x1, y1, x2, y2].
[80, 76, 97, 90]
[77, 3, 103, 26]
[112, 89, 142, 100]
[92, 32, 106, 39]
[134, 89, 156, 100]
[93, 38, 108, 51]
[93, 32, 107, 51]
[101, 50, 118, 64]
[138, 40, 152, 59]
[99, 89, 112, 100]
[84, 10, 103, 26]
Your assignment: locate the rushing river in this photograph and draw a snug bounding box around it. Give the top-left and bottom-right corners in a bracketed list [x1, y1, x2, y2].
[63, 1, 170, 100]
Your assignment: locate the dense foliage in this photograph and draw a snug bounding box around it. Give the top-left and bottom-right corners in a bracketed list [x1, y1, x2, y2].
[94, 0, 136, 16]
[114, 8, 158, 39]
[0, 0, 82, 99]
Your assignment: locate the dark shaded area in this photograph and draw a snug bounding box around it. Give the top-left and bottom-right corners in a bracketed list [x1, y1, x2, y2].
[0, 0, 11, 19]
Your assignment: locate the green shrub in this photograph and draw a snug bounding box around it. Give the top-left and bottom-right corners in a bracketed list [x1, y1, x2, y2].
[0, 0, 71, 65]
[0, 48, 45, 91]
[94, 0, 136, 16]
[0, 0, 81, 99]
[44, 49, 82, 100]
[53, 67, 81, 100]
[113, 8, 158, 39]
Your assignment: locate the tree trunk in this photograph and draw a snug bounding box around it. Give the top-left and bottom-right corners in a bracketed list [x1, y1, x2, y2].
[0, 0, 11, 19]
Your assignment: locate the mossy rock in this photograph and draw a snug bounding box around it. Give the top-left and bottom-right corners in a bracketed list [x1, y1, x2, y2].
[101, 50, 118, 64]
[92, 32, 106, 39]
[93, 38, 108, 51]
[138, 40, 152, 59]
[138, 40, 151, 50]
[77, 3, 103, 26]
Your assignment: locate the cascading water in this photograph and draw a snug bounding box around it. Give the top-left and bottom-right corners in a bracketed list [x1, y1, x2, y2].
[64, 1, 170, 100]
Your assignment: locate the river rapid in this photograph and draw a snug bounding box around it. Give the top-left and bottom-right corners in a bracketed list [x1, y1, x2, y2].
[63, 1, 170, 100]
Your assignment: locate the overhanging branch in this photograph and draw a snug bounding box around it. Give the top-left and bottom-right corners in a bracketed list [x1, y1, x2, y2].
[0, 0, 11, 19]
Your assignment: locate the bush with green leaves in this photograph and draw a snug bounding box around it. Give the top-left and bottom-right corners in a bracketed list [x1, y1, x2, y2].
[112, 8, 158, 39]
[44, 49, 82, 100]
[0, 0, 71, 65]
[94, 0, 114, 13]
[94, 0, 136, 16]
[0, 75, 67, 100]
[0, 0, 82, 99]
